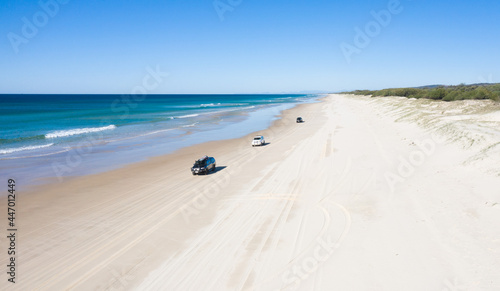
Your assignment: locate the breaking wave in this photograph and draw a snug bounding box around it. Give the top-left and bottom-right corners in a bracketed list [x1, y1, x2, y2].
[45, 125, 116, 139]
[0, 143, 54, 155]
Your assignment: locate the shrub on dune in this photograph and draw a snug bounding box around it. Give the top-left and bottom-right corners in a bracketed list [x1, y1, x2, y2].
[428, 88, 446, 100]
[347, 83, 500, 102]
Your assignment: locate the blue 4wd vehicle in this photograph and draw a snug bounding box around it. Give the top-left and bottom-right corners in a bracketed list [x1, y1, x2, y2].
[191, 156, 216, 175]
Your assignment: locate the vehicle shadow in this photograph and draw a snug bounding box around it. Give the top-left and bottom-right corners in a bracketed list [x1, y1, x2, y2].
[260, 142, 271, 146]
[212, 166, 227, 173]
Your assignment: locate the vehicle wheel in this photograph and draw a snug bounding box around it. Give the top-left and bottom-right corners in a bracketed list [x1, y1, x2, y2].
[213, 164, 216, 172]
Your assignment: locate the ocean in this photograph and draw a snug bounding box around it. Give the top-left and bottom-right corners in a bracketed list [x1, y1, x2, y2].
[0, 94, 320, 187]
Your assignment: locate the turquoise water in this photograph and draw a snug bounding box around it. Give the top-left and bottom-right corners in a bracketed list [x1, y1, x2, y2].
[0, 94, 320, 186]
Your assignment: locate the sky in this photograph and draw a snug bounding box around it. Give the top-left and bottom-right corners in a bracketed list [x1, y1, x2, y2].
[1, 0, 499, 94]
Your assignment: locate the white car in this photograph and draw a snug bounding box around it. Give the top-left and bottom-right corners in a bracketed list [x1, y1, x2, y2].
[252, 135, 265, 146]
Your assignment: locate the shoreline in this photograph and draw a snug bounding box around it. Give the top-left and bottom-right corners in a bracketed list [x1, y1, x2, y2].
[3, 96, 321, 191]
[22, 96, 325, 197]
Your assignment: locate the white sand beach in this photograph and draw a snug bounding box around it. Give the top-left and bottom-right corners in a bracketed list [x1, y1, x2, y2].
[3, 94, 500, 290]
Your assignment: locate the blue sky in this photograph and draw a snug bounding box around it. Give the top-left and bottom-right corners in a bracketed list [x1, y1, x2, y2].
[1, 0, 499, 94]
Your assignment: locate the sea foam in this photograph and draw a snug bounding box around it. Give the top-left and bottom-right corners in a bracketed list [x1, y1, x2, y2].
[45, 125, 116, 139]
[175, 114, 199, 119]
[0, 143, 54, 155]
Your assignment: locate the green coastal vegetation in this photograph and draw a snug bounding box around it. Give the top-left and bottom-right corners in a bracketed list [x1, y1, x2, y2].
[348, 83, 500, 102]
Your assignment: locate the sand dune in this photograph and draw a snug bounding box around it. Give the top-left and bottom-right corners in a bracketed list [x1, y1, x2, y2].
[3, 94, 499, 290]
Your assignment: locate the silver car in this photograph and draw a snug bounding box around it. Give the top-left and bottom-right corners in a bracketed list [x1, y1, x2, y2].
[252, 135, 265, 146]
